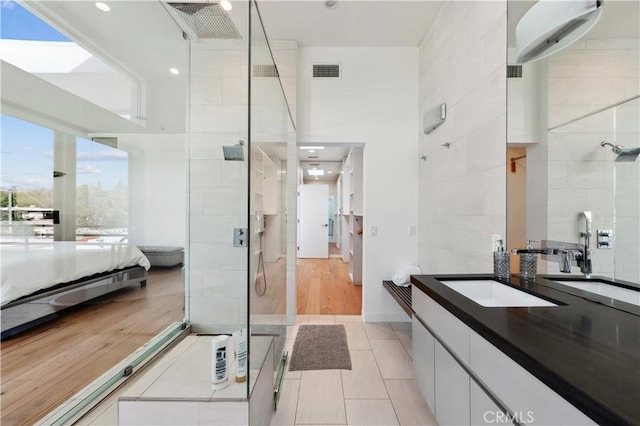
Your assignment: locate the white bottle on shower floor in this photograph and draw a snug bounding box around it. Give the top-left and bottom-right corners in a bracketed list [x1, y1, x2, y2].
[211, 335, 229, 390]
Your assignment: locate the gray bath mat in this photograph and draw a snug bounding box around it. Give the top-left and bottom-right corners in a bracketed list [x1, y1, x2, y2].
[289, 324, 352, 371]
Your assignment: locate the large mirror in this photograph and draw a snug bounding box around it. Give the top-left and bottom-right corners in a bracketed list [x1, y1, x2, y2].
[507, 0, 639, 283]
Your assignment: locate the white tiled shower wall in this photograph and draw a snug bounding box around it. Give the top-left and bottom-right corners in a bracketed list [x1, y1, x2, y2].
[546, 39, 639, 281]
[187, 38, 297, 331]
[417, 1, 507, 273]
[188, 40, 250, 332]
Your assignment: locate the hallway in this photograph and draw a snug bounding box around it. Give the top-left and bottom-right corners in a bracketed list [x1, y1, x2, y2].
[297, 258, 362, 315]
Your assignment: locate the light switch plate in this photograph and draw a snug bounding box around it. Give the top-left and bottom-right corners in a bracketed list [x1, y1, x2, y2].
[370, 226, 377, 236]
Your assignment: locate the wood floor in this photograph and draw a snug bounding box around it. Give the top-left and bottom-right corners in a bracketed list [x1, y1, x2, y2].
[297, 258, 362, 315]
[0, 267, 184, 426]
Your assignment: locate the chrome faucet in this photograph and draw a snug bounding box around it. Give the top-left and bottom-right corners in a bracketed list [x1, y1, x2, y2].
[543, 212, 593, 278]
[579, 211, 593, 278]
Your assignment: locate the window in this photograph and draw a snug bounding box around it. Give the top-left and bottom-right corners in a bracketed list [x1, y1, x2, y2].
[0, 1, 140, 123]
[1, 115, 54, 241]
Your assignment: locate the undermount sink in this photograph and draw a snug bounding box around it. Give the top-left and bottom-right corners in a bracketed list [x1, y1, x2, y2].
[439, 280, 558, 307]
[553, 281, 640, 307]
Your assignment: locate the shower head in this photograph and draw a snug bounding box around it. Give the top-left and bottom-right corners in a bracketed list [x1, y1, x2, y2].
[223, 141, 245, 161]
[615, 147, 640, 162]
[601, 141, 640, 162]
[163, 2, 241, 40]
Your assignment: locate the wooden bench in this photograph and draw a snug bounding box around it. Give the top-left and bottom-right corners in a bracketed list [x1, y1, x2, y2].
[382, 280, 413, 317]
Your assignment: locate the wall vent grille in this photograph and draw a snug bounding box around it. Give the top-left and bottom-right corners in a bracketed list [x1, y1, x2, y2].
[507, 65, 523, 78]
[313, 64, 341, 78]
[253, 64, 279, 78]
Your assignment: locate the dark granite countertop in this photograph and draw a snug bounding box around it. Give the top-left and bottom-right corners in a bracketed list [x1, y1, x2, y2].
[411, 274, 640, 426]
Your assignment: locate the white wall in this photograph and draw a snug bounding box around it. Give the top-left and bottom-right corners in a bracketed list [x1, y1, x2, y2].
[119, 134, 186, 247]
[417, 1, 507, 274]
[297, 47, 419, 322]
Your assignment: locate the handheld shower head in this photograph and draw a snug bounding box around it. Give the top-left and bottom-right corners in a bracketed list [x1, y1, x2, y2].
[601, 141, 640, 162]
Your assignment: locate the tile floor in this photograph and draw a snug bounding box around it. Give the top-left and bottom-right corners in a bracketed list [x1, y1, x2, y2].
[78, 315, 436, 425]
[272, 315, 437, 426]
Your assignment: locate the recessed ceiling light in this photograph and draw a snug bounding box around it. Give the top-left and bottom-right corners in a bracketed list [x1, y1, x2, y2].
[308, 150, 315, 153]
[95, 2, 110, 12]
[299, 146, 325, 150]
[328, 171, 333, 174]
[169, 68, 180, 75]
[308, 169, 325, 176]
[220, 0, 232, 11]
[325, 0, 338, 10]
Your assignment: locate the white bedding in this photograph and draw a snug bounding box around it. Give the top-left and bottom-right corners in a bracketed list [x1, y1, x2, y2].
[1, 241, 151, 306]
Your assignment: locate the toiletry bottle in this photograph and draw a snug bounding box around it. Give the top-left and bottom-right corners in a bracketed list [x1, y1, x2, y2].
[211, 335, 230, 390]
[519, 240, 538, 280]
[493, 240, 510, 280]
[233, 328, 247, 383]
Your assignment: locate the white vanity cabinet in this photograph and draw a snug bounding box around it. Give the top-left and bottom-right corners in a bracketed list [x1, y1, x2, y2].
[412, 285, 597, 426]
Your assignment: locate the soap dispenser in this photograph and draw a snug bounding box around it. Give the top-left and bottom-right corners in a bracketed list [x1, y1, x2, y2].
[493, 240, 510, 280]
[519, 239, 538, 280]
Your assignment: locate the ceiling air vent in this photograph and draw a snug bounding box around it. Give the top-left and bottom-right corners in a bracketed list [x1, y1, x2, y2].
[313, 64, 341, 79]
[309, 163, 320, 166]
[507, 65, 523, 78]
[253, 64, 279, 78]
[307, 156, 319, 159]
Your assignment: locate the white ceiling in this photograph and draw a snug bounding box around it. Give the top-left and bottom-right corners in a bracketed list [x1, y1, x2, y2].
[3, 0, 638, 138]
[257, 143, 351, 182]
[257, 0, 443, 47]
[298, 144, 350, 182]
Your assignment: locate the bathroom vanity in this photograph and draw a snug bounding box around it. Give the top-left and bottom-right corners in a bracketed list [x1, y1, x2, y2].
[410, 274, 639, 426]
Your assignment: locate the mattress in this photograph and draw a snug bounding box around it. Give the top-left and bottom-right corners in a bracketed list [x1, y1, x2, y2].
[1, 241, 151, 307]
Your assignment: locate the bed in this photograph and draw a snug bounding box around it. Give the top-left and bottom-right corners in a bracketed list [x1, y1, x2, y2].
[1, 241, 151, 339]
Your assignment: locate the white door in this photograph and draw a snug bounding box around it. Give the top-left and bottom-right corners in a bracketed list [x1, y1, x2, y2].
[298, 184, 329, 258]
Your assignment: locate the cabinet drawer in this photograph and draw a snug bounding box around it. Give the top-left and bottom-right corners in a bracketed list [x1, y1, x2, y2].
[412, 316, 436, 412]
[469, 331, 595, 426]
[435, 341, 470, 426]
[413, 287, 469, 364]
